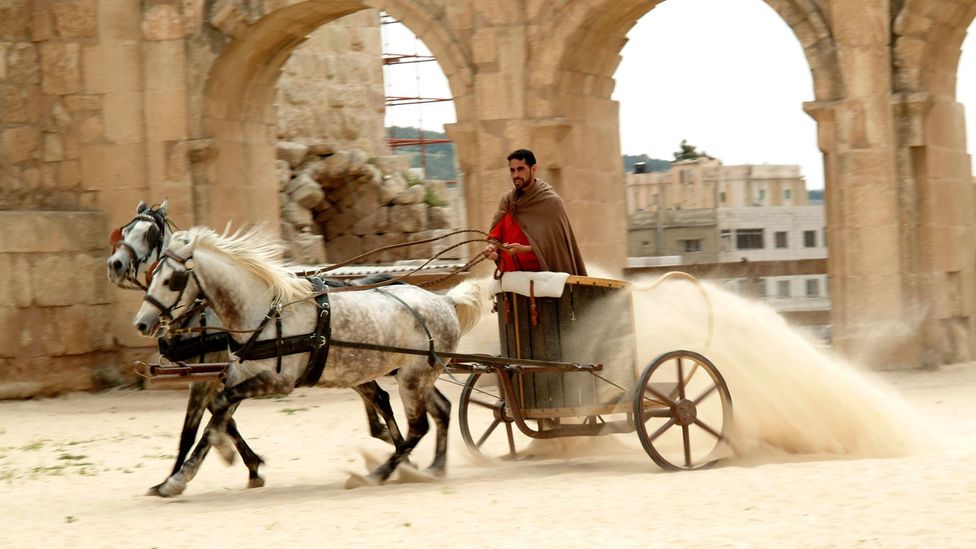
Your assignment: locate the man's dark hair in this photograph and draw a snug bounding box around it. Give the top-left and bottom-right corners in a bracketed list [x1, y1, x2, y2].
[507, 149, 536, 167]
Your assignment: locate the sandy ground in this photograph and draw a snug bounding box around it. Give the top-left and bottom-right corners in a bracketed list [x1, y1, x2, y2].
[4, 277, 976, 548]
[1, 362, 975, 548]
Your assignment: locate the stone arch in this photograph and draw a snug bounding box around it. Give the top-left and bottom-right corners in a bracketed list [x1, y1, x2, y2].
[529, 0, 843, 118]
[191, 0, 473, 229]
[506, 0, 843, 272]
[890, 0, 976, 363]
[893, 0, 976, 96]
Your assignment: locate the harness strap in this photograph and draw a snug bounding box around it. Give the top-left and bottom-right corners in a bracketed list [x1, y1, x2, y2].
[143, 293, 171, 313]
[297, 278, 332, 387]
[376, 288, 440, 367]
[235, 307, 277, 362]
[234, 278, 334, 387]
[275, 307, 283, 373]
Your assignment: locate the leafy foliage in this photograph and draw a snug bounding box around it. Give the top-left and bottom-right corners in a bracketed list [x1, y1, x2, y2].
[673, 139, 713, 162]
[386, 126, 458, 181]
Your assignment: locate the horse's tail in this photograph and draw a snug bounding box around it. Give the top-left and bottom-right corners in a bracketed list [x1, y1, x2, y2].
[446, 279, 485, 336]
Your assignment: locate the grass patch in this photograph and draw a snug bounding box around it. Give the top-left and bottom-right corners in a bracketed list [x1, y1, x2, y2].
[57, 453, 87, 462]
[21, 440, 46, 451]
[279, 407, 308, 416]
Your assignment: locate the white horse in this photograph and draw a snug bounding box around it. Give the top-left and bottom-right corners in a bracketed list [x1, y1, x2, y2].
[133, 226, 484, 497]
[107, 200, 171, 287]
[107, 202, 405, 493]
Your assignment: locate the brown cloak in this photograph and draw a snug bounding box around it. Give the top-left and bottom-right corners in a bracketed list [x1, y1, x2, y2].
[489, 178, 587, 276]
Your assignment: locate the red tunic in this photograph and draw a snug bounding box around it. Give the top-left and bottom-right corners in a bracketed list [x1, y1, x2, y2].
[488, 211, 542, 273]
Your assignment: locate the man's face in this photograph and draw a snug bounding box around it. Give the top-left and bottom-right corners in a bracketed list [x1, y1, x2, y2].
[509, 159, 536, 191]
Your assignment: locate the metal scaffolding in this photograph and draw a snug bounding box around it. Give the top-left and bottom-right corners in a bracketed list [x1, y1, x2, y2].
[380, 12, 453, 179]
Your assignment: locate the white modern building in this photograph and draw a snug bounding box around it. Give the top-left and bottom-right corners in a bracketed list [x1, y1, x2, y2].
[626, 158, 829, 338]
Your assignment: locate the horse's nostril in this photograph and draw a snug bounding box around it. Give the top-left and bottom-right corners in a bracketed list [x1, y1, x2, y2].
[137, 322, 148, 333]
[112, 259, 123, 271]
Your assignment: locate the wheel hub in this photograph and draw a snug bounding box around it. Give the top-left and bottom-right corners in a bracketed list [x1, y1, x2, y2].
[673, 399, 697, 426]
[492, 400, 514, 422]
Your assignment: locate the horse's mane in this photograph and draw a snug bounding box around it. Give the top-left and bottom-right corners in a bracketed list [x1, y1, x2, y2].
[181, 226, 312, 303]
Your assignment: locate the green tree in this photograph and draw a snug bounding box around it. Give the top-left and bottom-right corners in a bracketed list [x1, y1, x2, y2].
[672, 139, 713, 162]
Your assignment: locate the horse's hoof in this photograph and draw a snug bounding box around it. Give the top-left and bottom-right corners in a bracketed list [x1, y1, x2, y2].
[345, 472, 380, 489]
[425, 467, 447, 479]
[247, 477, 266, 489]
[147, 478, 185, 498]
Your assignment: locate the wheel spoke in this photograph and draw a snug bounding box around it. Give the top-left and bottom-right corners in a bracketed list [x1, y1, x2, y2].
[475, 419, 501, 448]
[694, 418, 723, 440]
[682, 425, 692, 467]
[676, 358, 686, 400]
[675, 363, 701, 400]
[469, 397, 500, 411]
[648, 417, 677, 442]
[505, 422, 516, 457]
[642, 385, 678, 408]
[641, 407, 673, 420]
[692, 383, 719, 405]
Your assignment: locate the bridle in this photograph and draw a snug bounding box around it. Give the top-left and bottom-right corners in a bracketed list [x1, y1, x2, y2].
[110, 208, 170, 290]
[142, 249, 205, 331]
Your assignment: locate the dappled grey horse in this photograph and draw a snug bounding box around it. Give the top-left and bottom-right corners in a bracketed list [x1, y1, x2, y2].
[134, 226, 483, 497]
[107, 201, 404, 490]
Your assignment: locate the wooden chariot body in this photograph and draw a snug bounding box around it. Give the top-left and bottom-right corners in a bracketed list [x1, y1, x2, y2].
[494, 274, 637, 419]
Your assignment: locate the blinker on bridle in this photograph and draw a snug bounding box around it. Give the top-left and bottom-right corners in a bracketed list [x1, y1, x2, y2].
[111, 212, 167, 290]
[143, 250, 197, 324]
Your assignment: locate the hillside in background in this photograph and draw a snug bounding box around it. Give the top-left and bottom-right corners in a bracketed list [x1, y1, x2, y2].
[386, 126, 457, 181]
[622, 154, 671, 173]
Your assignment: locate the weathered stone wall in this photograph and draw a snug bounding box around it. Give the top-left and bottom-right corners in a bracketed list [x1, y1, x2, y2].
[275, 141, 461, 265]
[0, 211, 143, 398]
[275, 9, 387, 155]
[0, 0, 96, 211]
[2, 0, 976, 398]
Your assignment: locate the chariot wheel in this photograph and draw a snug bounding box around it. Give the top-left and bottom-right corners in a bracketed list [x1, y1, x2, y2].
[633, 350, 733, 470]
[458, 373, 533, 460]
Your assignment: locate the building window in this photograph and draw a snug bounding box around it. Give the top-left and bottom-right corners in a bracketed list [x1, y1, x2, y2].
[682, 239, 702, 253]
[804, 230, 817, 247]
[758, 189, 766, 202]
[735, 229, 764, 250]
[719, 191, 726, 204]
[784, 189, 792, 200]
[805, 278, 819, 297]
[756, 278, 767, 298]
[777, 280, 790, 298]
[775, 231, 788, 249]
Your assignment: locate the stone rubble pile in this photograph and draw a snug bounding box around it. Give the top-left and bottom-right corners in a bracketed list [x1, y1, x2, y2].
[276, 141, 460, 265]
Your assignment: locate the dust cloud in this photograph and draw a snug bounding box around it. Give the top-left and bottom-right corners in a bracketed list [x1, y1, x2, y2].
[454, 270, 938, 465]
[628, 274, 941, 461]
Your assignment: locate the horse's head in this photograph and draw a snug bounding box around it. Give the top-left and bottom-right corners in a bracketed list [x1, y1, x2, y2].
[107, 199, 171, 287]
[133, 234, 197, 337]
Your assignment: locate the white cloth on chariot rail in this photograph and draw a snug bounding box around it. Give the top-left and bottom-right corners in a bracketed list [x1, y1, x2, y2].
[489, 271, 571, 298]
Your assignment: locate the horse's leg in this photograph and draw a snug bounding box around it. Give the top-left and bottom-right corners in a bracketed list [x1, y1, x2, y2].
[148, 404, 231, 497]
[353, 381, 404, 448]
[424, 386, 451, 477]
[365, 378, 432, 483]
[149, 371, 289, 497]
[169, 381, 211, 475]
[223, 417, 266, 488]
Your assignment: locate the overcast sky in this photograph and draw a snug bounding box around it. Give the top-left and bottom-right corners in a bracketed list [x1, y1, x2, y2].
[382, 1, 976, 191]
